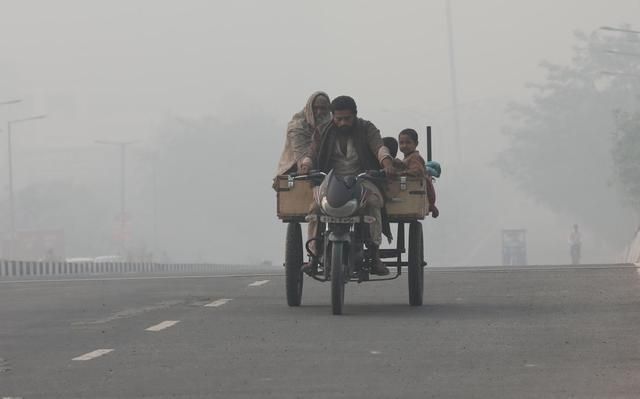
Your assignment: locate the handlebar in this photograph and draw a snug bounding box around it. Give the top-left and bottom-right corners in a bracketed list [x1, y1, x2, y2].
[360, 169, 386, 179]
[288, 169, 385, 181]
[356, 170, 387, 183]
[289, 170, 327, 180]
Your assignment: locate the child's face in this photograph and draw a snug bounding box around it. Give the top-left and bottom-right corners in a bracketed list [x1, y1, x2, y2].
[398, 134, 417, 156]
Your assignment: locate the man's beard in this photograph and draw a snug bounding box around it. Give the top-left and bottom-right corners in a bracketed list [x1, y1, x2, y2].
[337, 124, 354, 135]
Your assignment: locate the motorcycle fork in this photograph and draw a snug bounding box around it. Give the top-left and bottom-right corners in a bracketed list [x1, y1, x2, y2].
[325, 223, 352, 280]
[351, 224, 368, 282]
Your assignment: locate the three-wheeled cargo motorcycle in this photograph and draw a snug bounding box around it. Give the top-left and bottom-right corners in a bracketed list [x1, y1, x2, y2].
[274, 129, 436, 315]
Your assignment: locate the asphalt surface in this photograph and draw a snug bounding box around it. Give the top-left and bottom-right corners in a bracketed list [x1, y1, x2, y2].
[1, 264, 639, 398]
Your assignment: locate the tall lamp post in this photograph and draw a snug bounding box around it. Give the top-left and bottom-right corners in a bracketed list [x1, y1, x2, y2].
[96, 140, 139, 257]
[5, 114, 47, 258]
[445, 0, 461, 163]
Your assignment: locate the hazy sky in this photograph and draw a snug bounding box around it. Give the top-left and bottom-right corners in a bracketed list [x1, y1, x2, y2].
[1, 1, 639, 263]
[1, 0, 638, 147]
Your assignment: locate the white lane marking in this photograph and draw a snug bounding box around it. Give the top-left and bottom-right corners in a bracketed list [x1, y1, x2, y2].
[145, 320, 180, 332]
[205, 298, 232, 307]
[524, 363, 538, 368]
[72, 349, 114, 361]
[249, 279, 270, 287]
[73, 300, 184, 326]
[370, 351, 381, 355]
[0, 273, 282, 285]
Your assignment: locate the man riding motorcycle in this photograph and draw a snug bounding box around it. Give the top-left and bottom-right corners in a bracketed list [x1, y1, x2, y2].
[300, 95, 396, 275]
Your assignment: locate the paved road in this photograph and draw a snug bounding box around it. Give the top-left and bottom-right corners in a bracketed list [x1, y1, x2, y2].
[1, 264, 639, 398]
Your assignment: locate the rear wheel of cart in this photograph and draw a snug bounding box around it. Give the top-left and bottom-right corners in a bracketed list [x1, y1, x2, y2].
[408, 221, 424, 306]
[285, 222, 304, 306]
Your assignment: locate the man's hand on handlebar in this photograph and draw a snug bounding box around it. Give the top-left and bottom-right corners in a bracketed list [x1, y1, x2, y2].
[298, 163, 311, 175]
[297, 157, 313, 175]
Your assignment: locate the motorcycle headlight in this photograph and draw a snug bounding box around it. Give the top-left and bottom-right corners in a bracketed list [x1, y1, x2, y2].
[321, 197, 359, 218]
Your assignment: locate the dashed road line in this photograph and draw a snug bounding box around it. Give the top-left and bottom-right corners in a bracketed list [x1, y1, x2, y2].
[72, 349, 114, 361]
[145, 320, 180, 332]
[0, 357, 11, 373]
[249, 280, 270, 287]
[73, 300, 184, 326]
[204, 298, 232, 307]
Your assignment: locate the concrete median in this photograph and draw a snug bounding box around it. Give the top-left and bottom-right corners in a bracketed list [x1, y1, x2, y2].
[0, 260, 280, 279]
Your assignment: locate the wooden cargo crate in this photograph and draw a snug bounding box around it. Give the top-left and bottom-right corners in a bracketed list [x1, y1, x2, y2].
[275, 175, 314, 221]
[385, 177, 428, 221]
[275, 175, 428, 221]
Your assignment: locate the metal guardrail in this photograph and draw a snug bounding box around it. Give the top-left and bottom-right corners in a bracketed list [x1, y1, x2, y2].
[0, 260, 255, 278]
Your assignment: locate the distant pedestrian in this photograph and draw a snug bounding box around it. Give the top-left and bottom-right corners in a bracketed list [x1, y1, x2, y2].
[569, 224, 581, 265]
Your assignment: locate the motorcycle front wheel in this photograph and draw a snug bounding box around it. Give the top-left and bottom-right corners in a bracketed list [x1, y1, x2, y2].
[331, 241, 346, 315]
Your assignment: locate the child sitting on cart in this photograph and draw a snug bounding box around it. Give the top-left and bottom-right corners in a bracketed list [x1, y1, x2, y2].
[397, 128, 439, 218]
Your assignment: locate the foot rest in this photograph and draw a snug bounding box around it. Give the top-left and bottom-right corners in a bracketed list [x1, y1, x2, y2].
[380, 249, 401, 259]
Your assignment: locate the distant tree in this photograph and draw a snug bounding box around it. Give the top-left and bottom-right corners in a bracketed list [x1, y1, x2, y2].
[498, 28, 640, 241]
[0, 180, 113, 256]
[612, 110, 640, 214]
[150, 110, 284, 263]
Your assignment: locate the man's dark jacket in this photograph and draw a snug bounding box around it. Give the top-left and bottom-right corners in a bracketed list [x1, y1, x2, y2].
[310, 118, 392, 241]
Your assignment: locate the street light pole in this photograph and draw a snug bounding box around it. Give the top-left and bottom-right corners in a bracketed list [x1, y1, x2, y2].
[5, 114, 46, 258]
[7, 123, 15, 245]
[96, 140, 139, 257]
[445, 0, 462, 163]
[120, 144, 126, 225]
[0, 100, 21, 258]
[152, 151, 158, 262]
